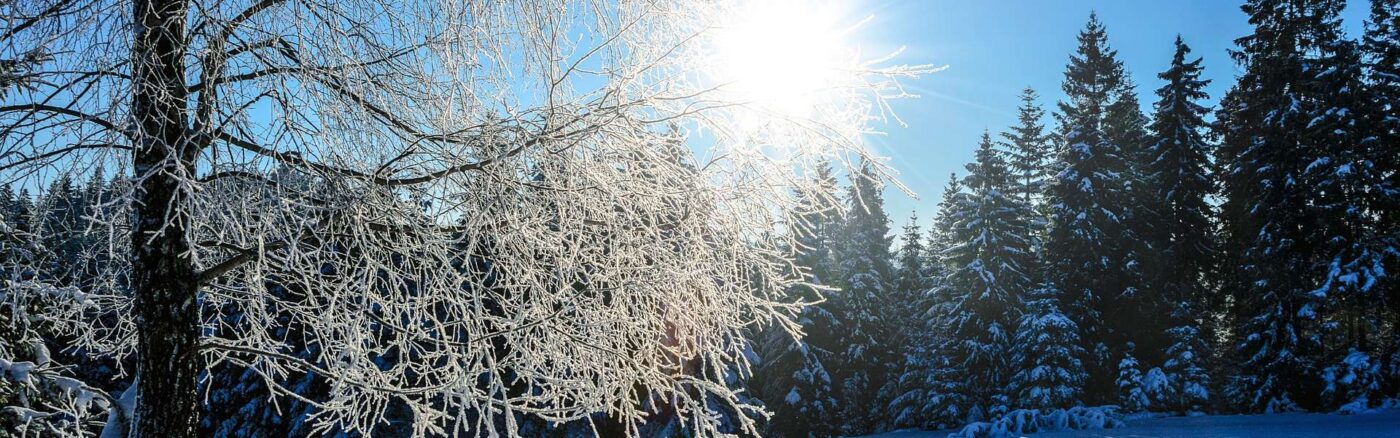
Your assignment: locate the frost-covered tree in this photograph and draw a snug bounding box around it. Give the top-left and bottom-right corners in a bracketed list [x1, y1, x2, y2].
[1009, 280, 1086, 410]
[1044, 13, 1136, 404]
[939, 132, 1036, 421]
[0, 184, 127, 437]
[0, 0, 931, 435]
[830, 160, 897, 434]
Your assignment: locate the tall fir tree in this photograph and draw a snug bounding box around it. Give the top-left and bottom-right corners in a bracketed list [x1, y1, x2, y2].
[1215, 0, 1379, 412]
[1364, 0, 1400, 393]
[1104, 78, 1169, 367]
[831, 160, 895, 435]
[1044, 13, 1137, 404]
[893, 213, 932, 317]
[1304, 1, 1390, 412]
[1147, 36, 1215, 414]
[938, 132, 1037, 421]
[878, 212, 932, 429]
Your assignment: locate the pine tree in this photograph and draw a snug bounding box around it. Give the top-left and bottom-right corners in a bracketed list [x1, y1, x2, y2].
[889, 175, 964, 429]
[831, 160, 895, 434]
[894, 213, 931, 313]
[1364, 0, 1400, 394]
[1117, 345, 1149, 413]
[1148, 36, 1215, 414]
[755, 161, 841, 437]
[1305, 4, 1391, 412]
[1216, 0, 1369, 412]
[1001, 87, 1054, 210]
[1044, 13, 1137, 404]
[1161, 301, 1212, 414]
[1105, 78, 1171, 368]
[1009, 280, 1086, 410]
[938, 132, 1036, 421]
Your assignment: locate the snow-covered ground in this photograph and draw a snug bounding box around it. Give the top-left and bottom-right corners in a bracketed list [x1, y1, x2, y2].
[866, 409, 1400, 437]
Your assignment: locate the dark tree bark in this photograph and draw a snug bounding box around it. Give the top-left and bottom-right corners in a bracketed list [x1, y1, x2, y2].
[131, 0, 199, 435]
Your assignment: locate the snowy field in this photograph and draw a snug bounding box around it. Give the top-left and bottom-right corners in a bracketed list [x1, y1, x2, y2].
[865, 409, 1400, 437]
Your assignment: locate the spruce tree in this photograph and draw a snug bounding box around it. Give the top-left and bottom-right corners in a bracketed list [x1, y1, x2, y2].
[1305, 6, 1390, 412]
[938, 132, 1036, 421]
[878, 213, 932, 429]
[1216, 0, 1372, 412]
[1001, 87, 1054, 210]
[755, 162, 841, 437]
[831, 160, 895, 434]
[1009, 280, 1086, 410]
[1148, 36, 1215, 414]
[889, 175, 964, 429]
[894, 213, 931, 312]
[1105, 78, 1169, 367]
[1044, 13, 1136, 404]
[1364, 0, 1400, 393]
[1117, 344, 1149, 413]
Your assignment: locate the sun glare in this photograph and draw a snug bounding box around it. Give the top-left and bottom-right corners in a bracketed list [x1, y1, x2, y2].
[714, 1, 856, 117]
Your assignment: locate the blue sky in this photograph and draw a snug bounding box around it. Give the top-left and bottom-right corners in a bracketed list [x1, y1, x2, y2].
[856, 0, 1373, 227]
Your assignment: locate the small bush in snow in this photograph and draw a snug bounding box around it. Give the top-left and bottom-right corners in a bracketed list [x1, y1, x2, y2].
[948, 406, 1125, 438]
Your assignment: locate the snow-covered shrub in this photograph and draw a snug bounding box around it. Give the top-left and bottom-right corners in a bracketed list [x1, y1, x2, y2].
[1142, 366, 1172, 410]
[1117, 348, 1149, 413]
[947, 406, 1124, 438]
[1324, 349, 1384, 414]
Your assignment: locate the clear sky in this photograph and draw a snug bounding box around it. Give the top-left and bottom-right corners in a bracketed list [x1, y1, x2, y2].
[857, 0, 1373, 228]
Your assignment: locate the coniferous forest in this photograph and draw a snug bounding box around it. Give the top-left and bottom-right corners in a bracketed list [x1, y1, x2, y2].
[0, 0, 1398, 437]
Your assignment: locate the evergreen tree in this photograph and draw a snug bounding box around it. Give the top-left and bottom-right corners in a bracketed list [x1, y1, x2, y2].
[1216, 0, 1373, 412]
[1105, 78, 1170, 367]
[1009, 280, 1086, 410]
[1364, 0, 1400, 393]
[1148, 36, 1216, 414]
[831, 160, 895, 434]
[888, 175, 964, 429]
[755, 162, 841, 437]
[894, 213, 932, 312]
[1162, 301, 1212, 414]
[1322, 348, 1385, 413]
[877, 213, 931, 429]
[1044, 13, 1136, 404]
[1117, 345, 1149, 413]
[938, 132, 1036, 421]
[1001, 87, 1054, 210]
[1305, 5, 1391, 412]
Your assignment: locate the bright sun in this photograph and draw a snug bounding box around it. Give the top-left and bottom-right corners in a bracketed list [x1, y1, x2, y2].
[714, 1, 856, 117]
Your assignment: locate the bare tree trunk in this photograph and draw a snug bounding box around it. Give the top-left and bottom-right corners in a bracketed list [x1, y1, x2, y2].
[131, 0, 198, 435]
